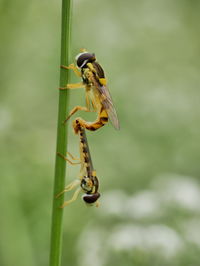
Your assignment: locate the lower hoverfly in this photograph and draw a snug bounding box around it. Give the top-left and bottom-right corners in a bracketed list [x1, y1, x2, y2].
[56, 121, 100, 207]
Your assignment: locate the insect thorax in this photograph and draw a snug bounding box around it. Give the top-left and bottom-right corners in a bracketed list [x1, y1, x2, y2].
[81, 177, 94, 193]
[81, 68, 92, 85]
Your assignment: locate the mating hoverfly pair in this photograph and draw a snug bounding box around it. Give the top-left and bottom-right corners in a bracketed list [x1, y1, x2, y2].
[56, 49, 120, 207]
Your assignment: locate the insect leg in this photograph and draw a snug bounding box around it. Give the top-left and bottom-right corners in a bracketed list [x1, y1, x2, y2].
[67, 152, 80, 161]
[55, 179, 81, 198]
[60, 187, 82, 208]
[85, 93, 90, 110]
[85, 89, 94, 111]
[61, 63, 82, 77]
[64, 106, 90, 123]
[59, 82, 85, 90]
[57, 152, 81, 165]
[96, 201, 100, 207]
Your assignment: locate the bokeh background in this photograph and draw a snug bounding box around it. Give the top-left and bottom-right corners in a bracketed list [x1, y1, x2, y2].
[1, 0, 200, 265]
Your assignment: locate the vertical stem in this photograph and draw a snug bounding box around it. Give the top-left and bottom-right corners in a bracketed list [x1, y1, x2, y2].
[49, 1, 72, 266]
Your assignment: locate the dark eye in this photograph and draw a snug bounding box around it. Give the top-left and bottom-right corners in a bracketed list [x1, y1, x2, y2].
[83, 192, 100, 204]
[76, 53, 96, 68]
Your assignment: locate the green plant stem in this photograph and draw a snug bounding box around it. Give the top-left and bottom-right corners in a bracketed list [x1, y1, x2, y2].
[49, 1, 72, 266]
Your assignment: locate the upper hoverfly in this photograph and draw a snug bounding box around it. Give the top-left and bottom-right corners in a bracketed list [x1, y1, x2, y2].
[60, 49, 120, 134]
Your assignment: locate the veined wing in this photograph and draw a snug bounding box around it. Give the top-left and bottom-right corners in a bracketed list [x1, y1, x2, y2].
[87, 61, 120, 130]
[97, 85, 120, 130]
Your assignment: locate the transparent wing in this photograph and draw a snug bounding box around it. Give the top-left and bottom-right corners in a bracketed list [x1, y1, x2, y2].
[88, 63, 120, 130]
[96, 85, 120, 130]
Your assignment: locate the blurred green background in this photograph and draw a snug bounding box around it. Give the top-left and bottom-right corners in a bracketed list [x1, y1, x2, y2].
[1, 0, 200, 265]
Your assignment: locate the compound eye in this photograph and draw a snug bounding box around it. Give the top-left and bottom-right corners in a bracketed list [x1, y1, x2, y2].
[82, 193, 100, 204]
[76, 52, 96, 68]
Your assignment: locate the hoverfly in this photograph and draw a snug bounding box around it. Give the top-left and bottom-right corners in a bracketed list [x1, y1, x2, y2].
[56, 121, 100, 207]
[60, 49, 120, 134]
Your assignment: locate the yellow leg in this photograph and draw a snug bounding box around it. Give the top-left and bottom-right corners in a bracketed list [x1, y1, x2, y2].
[57, 152, 81, 165]
[60, 187, 82, 208]
[64, 105, 90, 123]
[84, 89, 95, 111]
[95, 201, 100, 207]
[67, 152, 79, 161]
[59, 82, 85, 90]
[85, 90, 91, 110]
[61, 63, 82, 77]
[55, 179, 80, 198]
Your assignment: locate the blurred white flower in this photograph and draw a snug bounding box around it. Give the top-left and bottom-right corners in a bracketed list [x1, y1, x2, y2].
[77, 227, 106, 266]
[100, 190, 128, 217]
[108, 224, 183, 257]
[154, 174, 200, 211]
[125, 190, 161, 219]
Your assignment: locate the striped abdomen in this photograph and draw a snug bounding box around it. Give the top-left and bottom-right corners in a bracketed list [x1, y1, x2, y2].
[73, 106, 108, 134]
